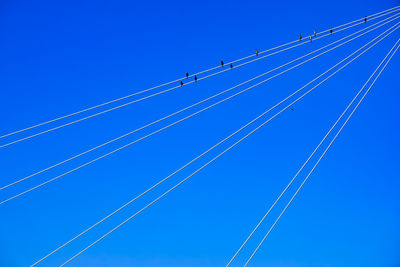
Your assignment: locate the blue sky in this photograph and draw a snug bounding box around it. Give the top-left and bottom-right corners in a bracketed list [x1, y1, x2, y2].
[0, 0, 399, 266]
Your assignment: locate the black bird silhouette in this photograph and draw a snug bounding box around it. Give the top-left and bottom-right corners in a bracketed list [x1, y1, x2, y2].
[180, 81, 184, 86]
[310, 36, 313, 42]
[221, 60, 224, 67]
[330, 28, 333, 35]
[194, 75, 197, 82]
[255, 49, 259, 56]
[299, 34, 302, 40]
[364, 16, 367, 22]
[186, 72, 189, 79]
[230, 64, 233, 69]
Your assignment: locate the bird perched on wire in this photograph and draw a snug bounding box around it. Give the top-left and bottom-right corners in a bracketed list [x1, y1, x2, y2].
[299, 34, 302, 40]
[330, 28, 333, 35]
[194, 75, 198, 82]
[180, 81, 184, 86]
[364, 16, 367, 22]
[186, 72, 189, 79]
[255, 49, 259, 56]
[314, 29, 317, 36]
[230, 64, 233, 69]
[221, 60, 224, 67]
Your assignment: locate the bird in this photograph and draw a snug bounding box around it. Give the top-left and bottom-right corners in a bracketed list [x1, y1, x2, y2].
[180, 81, 184, 86]
[314, 29, 317, 36]
[186, 72, 189, 79]
[364, 16, 367, 22]
[310, 36, 313, 42]
[221, 60, 224, 67]
[255, 49, 259, 56]
[299, 34, 302, 40]
[330, 28, 333, 35]
[194, 75, 197, 82]
[230, 64, 233, 69]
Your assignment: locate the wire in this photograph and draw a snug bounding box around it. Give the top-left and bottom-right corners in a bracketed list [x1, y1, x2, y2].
[226, 24, 400, 267]
[243, 37, 400, 267]
[3, 12, 400, 194]
[50, 24, 400, 267]
[4, 16, 400, 207]
[32, 24, 390, 266]
[1, 5, 398, 142]
[1, 7, 399, 147]
[4, 16, 398, 209]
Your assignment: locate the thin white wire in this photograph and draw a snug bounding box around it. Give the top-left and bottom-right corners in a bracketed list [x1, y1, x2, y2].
[1, 7, 399, 148]
[225, 23, 400, 267]
[56, 25, 400, 267]
[243, 38, 400, 267]
[31, 20, 400, 267]
[1, 5, 397, 142]
[205, 5, 400, 68]
[3, 13, 399, 194]
[4, 16, 397, 208]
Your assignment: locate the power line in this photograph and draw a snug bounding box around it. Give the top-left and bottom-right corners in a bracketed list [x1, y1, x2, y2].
[4, 16, 396, 208]
[48, 24, 400, 267]
[1, 7, 399, 147]
[243, 37, 400, 267]
[226, 23, 400, 267]
[31, 26, 383, 265]
[226, 24, 397, 267]
[3, 12, 399, 195]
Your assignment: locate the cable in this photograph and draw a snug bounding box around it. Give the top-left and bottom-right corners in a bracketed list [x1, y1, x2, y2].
[243, 38, 400, 267]
[1, 5, 398, 142]
[50, 25, 400, 267]
[4, 17, 398, 209]
[31, 25, 387, 266]
[4, 17, 400, 207]
[225, 26, 400, 267]
[1, 7, 399, 147]
[3, 13, 400, 194]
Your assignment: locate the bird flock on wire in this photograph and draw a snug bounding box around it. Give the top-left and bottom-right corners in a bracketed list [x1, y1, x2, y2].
[1, 5, 400, 266]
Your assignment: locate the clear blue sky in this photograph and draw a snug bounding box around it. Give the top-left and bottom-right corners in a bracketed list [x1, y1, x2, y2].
[0, 0, 399, 266]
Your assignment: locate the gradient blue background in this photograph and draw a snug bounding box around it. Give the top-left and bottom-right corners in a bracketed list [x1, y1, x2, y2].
[0, 0, 399, 266]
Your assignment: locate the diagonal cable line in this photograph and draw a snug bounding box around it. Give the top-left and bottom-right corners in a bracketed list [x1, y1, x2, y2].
[3, 18, 399, 209]
[226, 31, 400, 267]
[243, 38, 400, 267]
[2, 13, 399, 194]
[1, 5, 397, 142]
[32, 20, 398, 266]
[48, 25, 399, 267]
[1, 8, 399, 148]
[3, 18, 400, 207]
